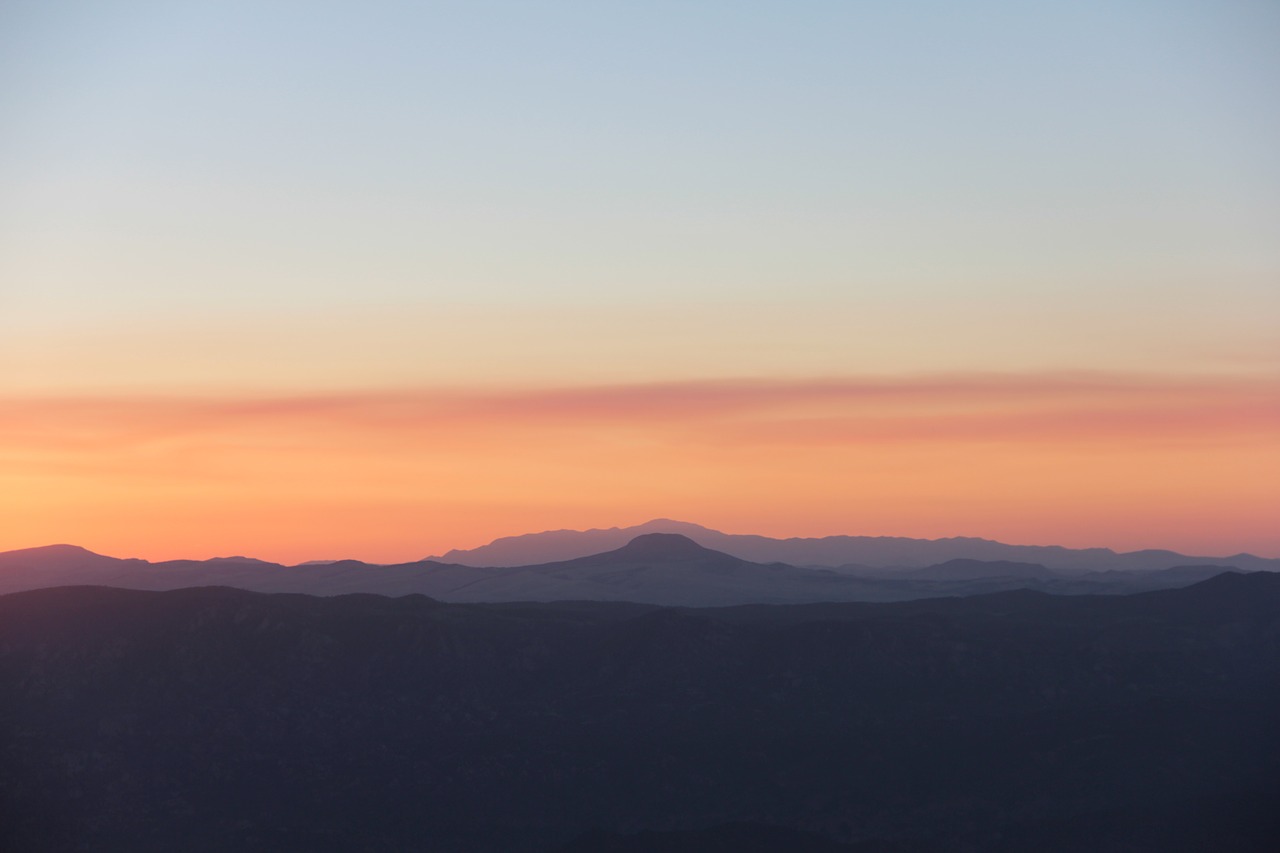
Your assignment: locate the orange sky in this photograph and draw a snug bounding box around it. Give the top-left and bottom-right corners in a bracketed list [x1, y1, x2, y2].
[3, 371, 1276, 562]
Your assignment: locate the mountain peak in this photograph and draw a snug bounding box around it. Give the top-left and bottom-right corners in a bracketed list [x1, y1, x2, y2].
[0, 543, 112, 562]
[24, 544, 101, 556]
[636, 518, 711, 531]
[614, 533, 717, 561]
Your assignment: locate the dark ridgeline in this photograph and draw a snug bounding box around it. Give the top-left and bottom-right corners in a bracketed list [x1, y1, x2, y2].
[2, 572, 1279, 851]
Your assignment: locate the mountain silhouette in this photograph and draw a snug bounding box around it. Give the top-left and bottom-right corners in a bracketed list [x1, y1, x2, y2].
[433, 519, 715, 566]
[0, 543, 122, 567]
[599, 532, 722, 561]
[430, 519, 1280, 573]
[425, 534, 834, 606]
[904, 558, 1058, 581]
[0, 534, 1268, 604]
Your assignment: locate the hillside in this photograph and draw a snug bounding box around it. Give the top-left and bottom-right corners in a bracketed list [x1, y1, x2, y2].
[2, 573, 1278, 851]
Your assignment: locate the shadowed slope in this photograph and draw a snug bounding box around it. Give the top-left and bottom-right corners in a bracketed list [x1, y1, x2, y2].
[1, 574, 1278, 852]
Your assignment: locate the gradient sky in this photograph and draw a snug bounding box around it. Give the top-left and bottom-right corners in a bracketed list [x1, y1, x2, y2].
[2, 1, 1277, 562]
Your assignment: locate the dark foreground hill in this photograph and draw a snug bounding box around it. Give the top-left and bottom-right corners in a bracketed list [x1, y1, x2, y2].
[2, 574, 1279, 852]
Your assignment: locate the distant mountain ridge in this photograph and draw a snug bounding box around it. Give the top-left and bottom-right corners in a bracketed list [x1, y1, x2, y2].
[431, 518, 1280, 573]
[0, 531, 1270, 605]
[903, 558, 1058, 581]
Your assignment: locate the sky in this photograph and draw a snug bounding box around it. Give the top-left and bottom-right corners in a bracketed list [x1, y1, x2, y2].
[1, 0, 1277, 562]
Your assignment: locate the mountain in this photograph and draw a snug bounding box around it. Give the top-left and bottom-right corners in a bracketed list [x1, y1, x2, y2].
[0, 535, 1264, 605]
[430, 519, 1280, 573]
[3, 573, 1278, 851]
[0, 543, 142, 575]
[431, 519, 717, 565]
[901, 558, 1059, 581]
[421, 533, 877, 606]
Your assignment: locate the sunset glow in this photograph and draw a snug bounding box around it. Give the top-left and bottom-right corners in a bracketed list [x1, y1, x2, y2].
[2, 1, 1277, 562]
[2, 372, 1276, 562]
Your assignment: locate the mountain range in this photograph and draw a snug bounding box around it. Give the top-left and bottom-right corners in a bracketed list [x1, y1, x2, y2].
[1, 529, 1271, 605]
[431, 519, 1280, 572]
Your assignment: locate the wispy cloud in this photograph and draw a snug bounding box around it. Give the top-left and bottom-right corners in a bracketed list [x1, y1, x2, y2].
[3, 371, 1276, 449]
[2, 371, 1277, 561]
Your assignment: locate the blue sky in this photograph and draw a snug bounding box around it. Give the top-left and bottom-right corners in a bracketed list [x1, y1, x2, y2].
[3, 1, 1276, 347]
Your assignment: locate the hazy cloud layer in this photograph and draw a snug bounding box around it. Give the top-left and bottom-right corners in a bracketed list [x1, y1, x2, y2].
[2, 372, 1276, 562]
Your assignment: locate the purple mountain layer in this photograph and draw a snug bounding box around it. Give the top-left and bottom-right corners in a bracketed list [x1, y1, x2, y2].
[2, 529, 1274, 605]
[430, 518, 1277, 573]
